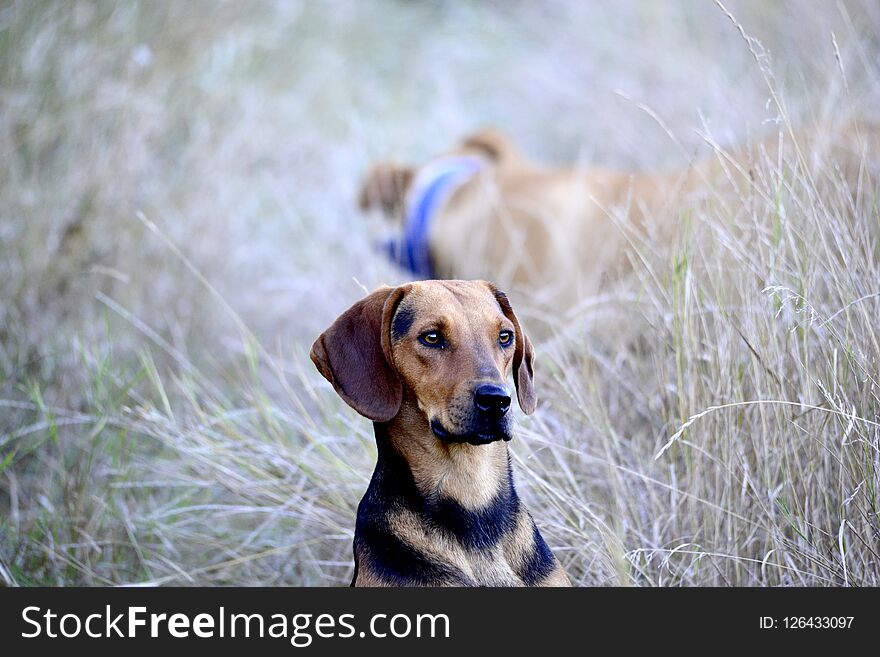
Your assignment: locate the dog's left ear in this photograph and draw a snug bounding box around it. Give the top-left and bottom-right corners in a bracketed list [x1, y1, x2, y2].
[492, 287, 537, 414]
[310, 285, 408, 422]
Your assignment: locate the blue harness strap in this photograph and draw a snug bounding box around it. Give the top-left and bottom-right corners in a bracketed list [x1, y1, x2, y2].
[379, 156, 483, 279]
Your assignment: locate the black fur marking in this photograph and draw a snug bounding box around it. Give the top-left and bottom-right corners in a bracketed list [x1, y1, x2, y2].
[355, 429, 473, 585]
[517, 519, 557, 585]
[354, 520, 471, 586]
[430, 417, 512, 445]
[391, 304, 415, 340]
[355, 424, 520, 583]
[426, 466, 519, 551]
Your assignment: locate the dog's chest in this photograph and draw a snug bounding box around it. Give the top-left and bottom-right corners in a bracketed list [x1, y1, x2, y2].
[387, 500, 529, 586]
[459, 547, 524, 587]
[362, 493, 529, 586]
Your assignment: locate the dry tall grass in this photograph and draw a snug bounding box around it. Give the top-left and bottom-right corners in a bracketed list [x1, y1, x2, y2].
[1, 1, 879, 586]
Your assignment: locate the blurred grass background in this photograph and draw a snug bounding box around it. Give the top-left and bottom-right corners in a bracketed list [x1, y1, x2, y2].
[1, 0, 879, 585]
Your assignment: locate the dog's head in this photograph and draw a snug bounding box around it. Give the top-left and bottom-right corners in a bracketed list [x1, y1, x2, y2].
[310, 280, 536, 445]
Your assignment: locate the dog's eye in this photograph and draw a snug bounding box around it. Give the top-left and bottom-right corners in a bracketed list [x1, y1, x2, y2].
[499, 330, 513, 347]
[419, 331, 445, 348]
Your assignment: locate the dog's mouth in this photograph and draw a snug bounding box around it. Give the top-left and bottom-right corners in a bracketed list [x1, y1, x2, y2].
[430, 418, 511, 445]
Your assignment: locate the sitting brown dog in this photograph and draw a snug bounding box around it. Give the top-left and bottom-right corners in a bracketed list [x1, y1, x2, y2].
[360, 122, 878, 306]
[311, 279, 571, 587]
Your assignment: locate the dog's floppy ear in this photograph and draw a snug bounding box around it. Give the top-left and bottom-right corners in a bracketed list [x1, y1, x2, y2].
[358, 161, 414, 217]
[492, 287, 537, 415]
[461, 128, 523, 166]
[310, 285, 408, 422]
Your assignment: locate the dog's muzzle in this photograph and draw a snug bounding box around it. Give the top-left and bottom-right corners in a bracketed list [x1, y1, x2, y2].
[430, 383, 513, 445]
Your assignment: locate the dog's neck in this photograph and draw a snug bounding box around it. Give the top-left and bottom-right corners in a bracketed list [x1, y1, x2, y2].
[373, 402, 513, 511]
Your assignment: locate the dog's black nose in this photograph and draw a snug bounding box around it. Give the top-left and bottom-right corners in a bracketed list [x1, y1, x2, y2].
[474, 384, 511, 417]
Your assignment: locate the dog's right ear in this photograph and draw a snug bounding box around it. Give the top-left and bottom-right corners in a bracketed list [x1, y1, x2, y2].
[461, 128, 522, 166]
[310, 285, 408, 422]
[491, 286, 537, 415]
[358, 161, 414, 217]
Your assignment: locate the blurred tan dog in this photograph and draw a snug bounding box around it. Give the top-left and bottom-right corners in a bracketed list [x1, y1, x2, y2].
[311, 279, 570, 587]
[360, 122, 877, 306]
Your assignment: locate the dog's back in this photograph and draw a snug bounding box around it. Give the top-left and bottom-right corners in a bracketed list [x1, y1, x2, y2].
[361, 120, 880, 307]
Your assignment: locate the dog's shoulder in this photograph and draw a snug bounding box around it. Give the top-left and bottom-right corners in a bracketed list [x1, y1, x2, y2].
[353, 455, 475, 587]
[502, 510, 567, 586]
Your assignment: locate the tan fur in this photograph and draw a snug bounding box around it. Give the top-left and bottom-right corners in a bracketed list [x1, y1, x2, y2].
[361, 121, 880, 306]
[501, 506, 569, 587]
[389, 412, 510, 511]
[386, 508, 524, 586]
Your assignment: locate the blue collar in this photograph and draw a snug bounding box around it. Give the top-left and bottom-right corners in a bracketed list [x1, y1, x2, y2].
[380, 155, 483, 279]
